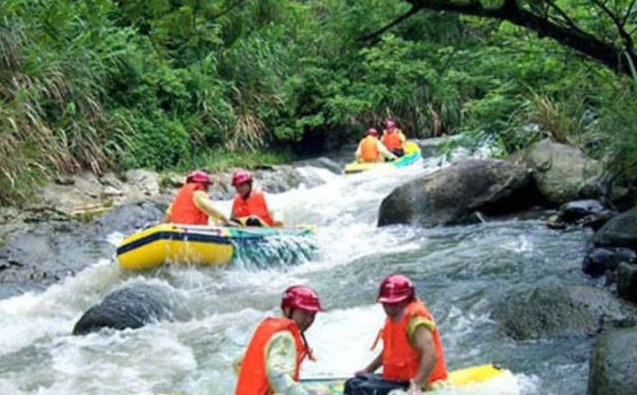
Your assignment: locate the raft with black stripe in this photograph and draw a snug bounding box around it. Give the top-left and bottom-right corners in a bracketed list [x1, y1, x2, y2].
[344, 141, 421, 174]
[116, 223, 317, 270]
[141, 363, 516, 395]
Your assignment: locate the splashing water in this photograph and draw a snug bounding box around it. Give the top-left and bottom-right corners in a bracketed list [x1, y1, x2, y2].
[0, 152, 591, 395]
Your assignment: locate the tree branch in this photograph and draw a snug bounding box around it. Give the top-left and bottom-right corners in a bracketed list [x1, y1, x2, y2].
[401, 0, 636, 76]
[589, 0, 635, 58]
[622, 0, 637, 27]
[360, 6, 422, 41]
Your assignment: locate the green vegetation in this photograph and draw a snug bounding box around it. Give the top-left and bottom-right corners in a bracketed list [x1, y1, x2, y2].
[1, 0, 636, 205]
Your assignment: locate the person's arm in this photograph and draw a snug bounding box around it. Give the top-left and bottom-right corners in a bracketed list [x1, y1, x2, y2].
[399, 131, 406, 144]
[193, 190, 240, 226]
[355, 140, 363, 161]
[265, 331, 312, 395]
[377, 140, 397, 160]
[162, 204, 172, 223]
[356, 352, 382, 376]
[407, 317, 437, 389]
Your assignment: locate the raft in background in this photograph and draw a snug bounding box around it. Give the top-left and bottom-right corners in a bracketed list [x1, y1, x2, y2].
[143, 364, 517, 395]
[116, 223, 317, 270]
[344, 141, 421, 174]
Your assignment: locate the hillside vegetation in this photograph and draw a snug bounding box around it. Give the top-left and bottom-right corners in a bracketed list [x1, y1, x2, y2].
[1, 0, 636, 204]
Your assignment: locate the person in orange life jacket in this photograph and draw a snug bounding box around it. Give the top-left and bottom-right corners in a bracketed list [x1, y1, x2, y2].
[344, 274, 447, 395]
[381, 119, 406, 158]
[230, 170, 283, 227]
[234, 285, 331, 395]
[355, 128, 397, 163]
[162, 170, 240, 226]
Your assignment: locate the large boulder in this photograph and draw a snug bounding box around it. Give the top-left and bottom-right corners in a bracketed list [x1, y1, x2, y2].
[378, 159, 531, 227]
[492, 285, 637, 340]
[0, 201, 164, 300]
[520, 139, 602, 206]
[593, 207, 637, 250]
[587, 327, 637, 395]
[583, 248, 637, 277]
[618, 262, 637, 303]
[72, 283, 182, 335]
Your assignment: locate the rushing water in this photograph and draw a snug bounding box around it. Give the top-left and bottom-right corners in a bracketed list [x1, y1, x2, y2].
[0, 153, 592, 395]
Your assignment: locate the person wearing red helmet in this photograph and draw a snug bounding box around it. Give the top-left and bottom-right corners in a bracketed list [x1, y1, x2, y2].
[345, 274, 447, 395]
[355, 128, 397, 163]
[163, 170, 239, 226]
[235, 285, 330, 395]
[381, 119, 406, 158]
[230, 170, 283, 227]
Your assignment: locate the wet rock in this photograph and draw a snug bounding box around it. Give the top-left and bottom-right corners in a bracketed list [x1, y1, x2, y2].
[557, 200, 605, 224]
[73, 284, 176, 335]
[95, 200, 165, 235]
[520, 139, 602, 206]
[583, 248, 637, 277]
[587, 327, 637, 395]
[618, 262, 637, 303]
[593, 207, 637, 250]
[492, 285, 637, 340]
[123, 169, 161, 197]
[378, 159, 532, 227]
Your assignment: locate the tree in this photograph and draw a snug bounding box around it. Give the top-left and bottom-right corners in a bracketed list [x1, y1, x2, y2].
[367, 0, 637, 77]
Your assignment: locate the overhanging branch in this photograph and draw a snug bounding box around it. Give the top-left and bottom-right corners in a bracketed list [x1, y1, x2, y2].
[401, 0, 636, 76]
[360, 6, 423, 41]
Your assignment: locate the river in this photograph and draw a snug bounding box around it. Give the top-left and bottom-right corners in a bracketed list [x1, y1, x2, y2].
[0, 152, 592, 395]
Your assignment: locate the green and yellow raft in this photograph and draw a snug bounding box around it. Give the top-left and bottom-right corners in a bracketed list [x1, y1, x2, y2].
[344, 141, 421, 174]
[116, 223, 317, 270]
[144, 364, 514, 395]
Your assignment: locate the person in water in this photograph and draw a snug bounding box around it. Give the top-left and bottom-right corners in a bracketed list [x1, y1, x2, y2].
[234, 285, 331, 395]
[163, 170, 239, 226]
[355, 128, 397, 163]
[231, 169, 283, 227]
[381, 119, 406, 158]
[345, 274, 448, 395]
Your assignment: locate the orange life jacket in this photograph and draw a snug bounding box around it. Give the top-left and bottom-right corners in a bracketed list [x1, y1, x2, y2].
[170, 183, 208, 225]
[232, 189, 274, 226]
[381, 131, 403, 151]
[380, 300, 448, 384]
[235, 317, 307, 395]
[360, 136, 380, 162]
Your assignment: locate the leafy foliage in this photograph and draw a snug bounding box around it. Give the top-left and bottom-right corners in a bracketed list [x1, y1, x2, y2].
[1, 0, 636, 205]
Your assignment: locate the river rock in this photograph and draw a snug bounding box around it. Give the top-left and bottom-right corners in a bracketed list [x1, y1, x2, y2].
[520, 139, 602, 206]
[587, 327, 637, 395]
[73, 284, 176, 335]
[618, 262, 637, 303]
[557, 200, 605, 224]
[0, 201, 165, 300]
[583, 248, 637, 277]
[492, 285, 637, 340]
[593, 206, 637, 250]
[378, 159, 531, 227]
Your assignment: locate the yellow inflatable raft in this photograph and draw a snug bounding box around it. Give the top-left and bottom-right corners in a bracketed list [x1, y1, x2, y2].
[344, 141, 421, 174]
[142, 363, 515, 395]
[116, 223, 316, 270]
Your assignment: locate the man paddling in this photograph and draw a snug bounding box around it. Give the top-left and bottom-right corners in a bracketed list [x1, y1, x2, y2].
[163, 170, 239, 226]
[234, 285, 330, 395]
[345, 274, 448, 395]
[231, 169, 283, 227]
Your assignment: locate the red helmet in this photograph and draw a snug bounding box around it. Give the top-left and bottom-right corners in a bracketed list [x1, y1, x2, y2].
[385, 119, 396, 129]
[232, 170, 253, 186]
[377, 274, 415, 303]
[281, 285, 325, 312]
[186, 170, 213, 185]
[367, 128, 379, 136]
